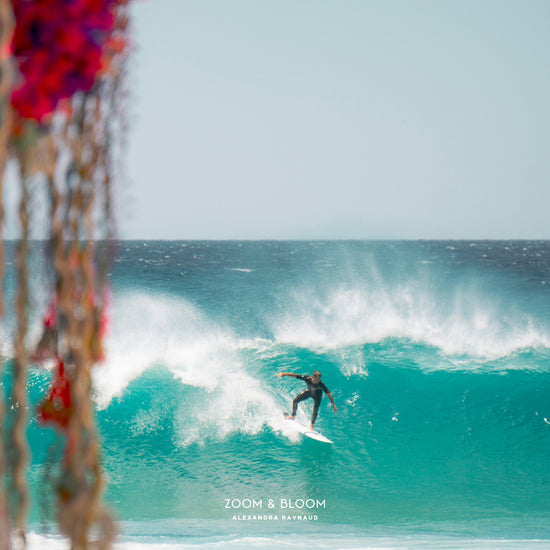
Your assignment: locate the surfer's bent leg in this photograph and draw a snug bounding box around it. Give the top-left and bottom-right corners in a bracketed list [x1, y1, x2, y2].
[292, 390, 312, 416]
[311, 396, 322, 426]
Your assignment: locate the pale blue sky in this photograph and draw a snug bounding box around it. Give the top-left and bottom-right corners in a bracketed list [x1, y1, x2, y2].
[123, 0, 550, 239]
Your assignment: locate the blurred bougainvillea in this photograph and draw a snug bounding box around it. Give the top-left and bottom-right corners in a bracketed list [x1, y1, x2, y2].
[0, 0, 131, 548]
[11, 0, 129, 122]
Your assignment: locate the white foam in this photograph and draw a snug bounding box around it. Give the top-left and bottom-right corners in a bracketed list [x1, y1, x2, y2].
[92, 291, 206, 409]
[92, 291, 295, 445]
[173, 364, 298, 447]
[23, 530, 550, 550]
[92, 292, 270, 409]
[269, 283, 550, 362]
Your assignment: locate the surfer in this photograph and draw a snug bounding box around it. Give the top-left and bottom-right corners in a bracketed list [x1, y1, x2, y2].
[278, 371, 337, 429]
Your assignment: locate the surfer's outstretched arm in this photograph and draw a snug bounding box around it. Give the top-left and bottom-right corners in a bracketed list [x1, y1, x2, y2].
[326, 392, 338, 413]
[278, 372, 298, 378]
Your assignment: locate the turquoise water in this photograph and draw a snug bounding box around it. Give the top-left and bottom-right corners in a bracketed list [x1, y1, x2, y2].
[5, 241, 550, 547]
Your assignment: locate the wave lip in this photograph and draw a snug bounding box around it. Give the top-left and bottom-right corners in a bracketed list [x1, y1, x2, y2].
[269, 284, 550, 362]
[93, 291, 295, 446]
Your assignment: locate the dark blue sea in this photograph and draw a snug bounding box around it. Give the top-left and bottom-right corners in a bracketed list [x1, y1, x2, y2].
[6, 240, 550, 548]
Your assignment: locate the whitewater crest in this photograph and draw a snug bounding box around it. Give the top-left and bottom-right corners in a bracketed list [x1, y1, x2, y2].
[92, 291, 299, 445]
[268, 282, 550, 361]
[93, 279, 550, 428]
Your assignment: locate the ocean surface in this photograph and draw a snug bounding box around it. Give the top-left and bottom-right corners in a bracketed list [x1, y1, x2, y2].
[3, 240, 550, 549]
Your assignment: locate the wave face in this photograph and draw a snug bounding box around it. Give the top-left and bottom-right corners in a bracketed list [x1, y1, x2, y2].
[8, 241, 550, 531]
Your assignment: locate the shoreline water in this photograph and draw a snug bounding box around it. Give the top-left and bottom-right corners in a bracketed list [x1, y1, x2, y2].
[25, 518, 550, 550]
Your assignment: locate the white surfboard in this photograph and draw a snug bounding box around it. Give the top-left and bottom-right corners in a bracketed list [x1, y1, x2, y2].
[284, 416, 333, 444]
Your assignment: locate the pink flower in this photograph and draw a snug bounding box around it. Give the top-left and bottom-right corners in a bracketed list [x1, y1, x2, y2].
[10, 0, 125, 122]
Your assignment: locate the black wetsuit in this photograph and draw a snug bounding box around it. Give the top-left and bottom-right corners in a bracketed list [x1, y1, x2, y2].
[291, 375, 331, 426]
